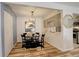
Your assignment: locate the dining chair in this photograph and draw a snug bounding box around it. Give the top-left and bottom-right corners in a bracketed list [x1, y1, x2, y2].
[25, 36, 32, 48]
[21, 34, 26, 48]
[36, 32, 40, 35]
[38, 34, 45, 49]
[23, 33, 27, 37]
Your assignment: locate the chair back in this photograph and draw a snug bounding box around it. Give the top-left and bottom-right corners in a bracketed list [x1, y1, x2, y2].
[32, 33, 39, 42]
[22, 33, 27, 37]
[21, 34, 25, 39]
[41, 34, 45, 42]
[36, 32, 39, 35]
[25, 36, 32, 42]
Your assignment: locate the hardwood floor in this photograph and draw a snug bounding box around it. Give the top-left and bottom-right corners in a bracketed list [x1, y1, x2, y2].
[8, 42, 61, 57]
[8, 42, 79, 57]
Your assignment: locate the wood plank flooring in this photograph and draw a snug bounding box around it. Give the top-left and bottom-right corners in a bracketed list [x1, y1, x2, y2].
[8, 42, 61, 57]
[8, 42, 79, 57]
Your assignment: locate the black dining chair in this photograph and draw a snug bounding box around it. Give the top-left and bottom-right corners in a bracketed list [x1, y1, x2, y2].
[23, 33, 27, 37]
[25, 36, 32, 48]
[21, 34, 26, 48]
[30, 33, 40, 47]
[36, 32, 40, 35]
[38, 34, 45, 49]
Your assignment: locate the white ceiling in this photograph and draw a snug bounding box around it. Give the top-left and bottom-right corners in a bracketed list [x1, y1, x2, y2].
[8, 4, 60, 18]
[57, 2, 79, 7]
[6, 2, 79, 18]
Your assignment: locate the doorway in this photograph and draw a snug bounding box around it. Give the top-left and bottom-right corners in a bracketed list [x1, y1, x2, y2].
[73, 14, 79, 48]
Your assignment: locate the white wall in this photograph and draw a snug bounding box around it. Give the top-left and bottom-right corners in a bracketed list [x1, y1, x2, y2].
[0, 3, 2, 57]
[4, 11, 13, 56]
[61, 11, 74, 51]
[45, 14, 64, 51]
[62, 27, 73, 51]
[35, 17, 44, 34]
[17, 17, 26, 42]
[0, 13, 2, 56]
[17, 16, 44, 42]
[46, 32, 64, 50]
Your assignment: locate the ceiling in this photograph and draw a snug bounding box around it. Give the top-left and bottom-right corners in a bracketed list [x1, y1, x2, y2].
[8, 4, 60, 18]
[57, 2, 79, 7]
[5, 2, 79, 19]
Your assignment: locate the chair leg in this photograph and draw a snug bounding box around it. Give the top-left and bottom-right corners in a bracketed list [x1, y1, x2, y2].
[22, 46, 23, 48]
[43, 44, 44, 48]
[43, 41, 44, 48]
[41, 46, 42, 50]
[22, 45, 24, 48]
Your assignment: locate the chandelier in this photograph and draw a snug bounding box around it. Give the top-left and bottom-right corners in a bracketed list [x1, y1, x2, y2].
[25, 10, 36, 30]
[25, 10, 35, 24]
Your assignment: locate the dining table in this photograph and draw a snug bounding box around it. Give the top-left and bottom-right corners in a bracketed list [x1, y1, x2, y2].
[23, 33, 41, 48]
